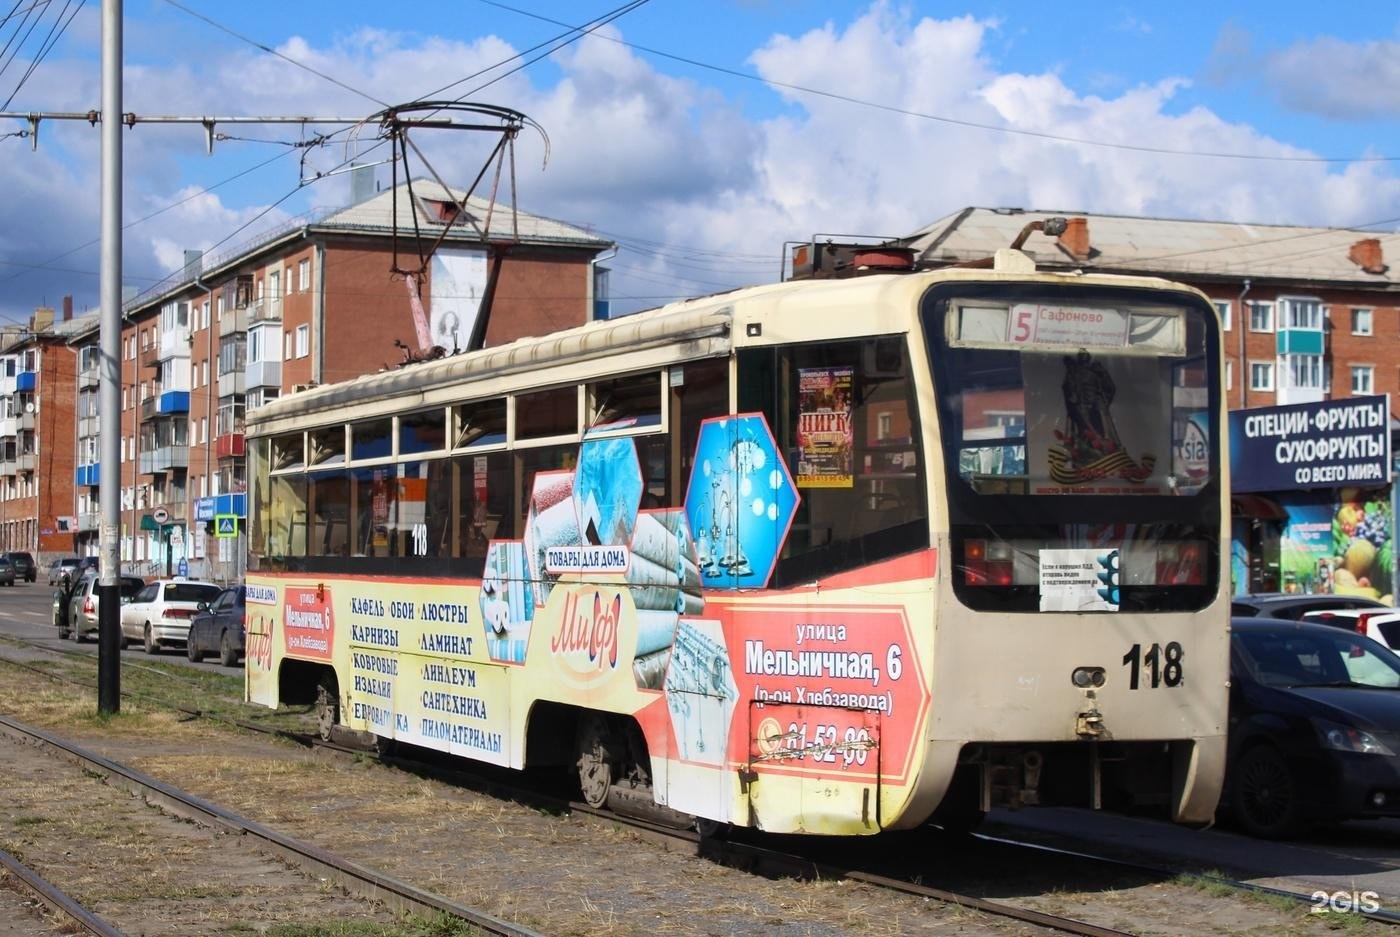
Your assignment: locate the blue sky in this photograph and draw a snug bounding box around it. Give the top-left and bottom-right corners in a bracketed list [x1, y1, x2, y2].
[1, 0, 1397, 324]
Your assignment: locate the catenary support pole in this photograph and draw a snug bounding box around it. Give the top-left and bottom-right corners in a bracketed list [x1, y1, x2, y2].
[96, 0, 122, 714]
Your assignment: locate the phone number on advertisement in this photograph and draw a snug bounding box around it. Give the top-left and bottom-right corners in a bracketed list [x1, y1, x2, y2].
[755, 718, 877, 768]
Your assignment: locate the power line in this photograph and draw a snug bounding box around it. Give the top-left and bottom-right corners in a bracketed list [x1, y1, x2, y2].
[481, 1, 1399, 165]
[1, 0, 81, 111]
[159, 0, 389, 109]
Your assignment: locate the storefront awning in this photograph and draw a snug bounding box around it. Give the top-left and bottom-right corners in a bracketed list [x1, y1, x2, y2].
[1231, 494, 1287, 521]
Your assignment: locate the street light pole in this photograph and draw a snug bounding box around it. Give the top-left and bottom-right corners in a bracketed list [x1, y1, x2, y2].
[96, 0, 122, 714]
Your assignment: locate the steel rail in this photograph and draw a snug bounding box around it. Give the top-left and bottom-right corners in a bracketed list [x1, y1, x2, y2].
[0, 713, 542, 937]
[4, 635, 1394, 929]
[0, 847, 124, 936]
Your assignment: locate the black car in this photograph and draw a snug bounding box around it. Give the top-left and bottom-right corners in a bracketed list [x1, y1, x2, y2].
[5, 551, 35, 582]
[1230, 592, 1388, 620]
[1224, 617, 1400, 838]
[186, 585, 245, 666]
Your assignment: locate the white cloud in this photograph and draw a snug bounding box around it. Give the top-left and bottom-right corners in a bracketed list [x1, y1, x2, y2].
[1209, 28, 1400, 121]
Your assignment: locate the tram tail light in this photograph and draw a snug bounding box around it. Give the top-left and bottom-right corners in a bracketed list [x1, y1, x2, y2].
[965, 539, 1013, 586]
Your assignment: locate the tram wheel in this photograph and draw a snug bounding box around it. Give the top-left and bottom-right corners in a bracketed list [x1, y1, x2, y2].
[1231, 745, 1301, 839]
[576, 712, 617, 808]
[314, 679, 340, 741]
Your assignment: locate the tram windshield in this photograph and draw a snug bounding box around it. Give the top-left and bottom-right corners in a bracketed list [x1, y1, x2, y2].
[923, 283, 1221, 612]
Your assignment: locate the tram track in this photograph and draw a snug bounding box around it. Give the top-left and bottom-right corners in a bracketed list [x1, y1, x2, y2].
[0, 633, 1390, 935]
[0, 845, 124, 936]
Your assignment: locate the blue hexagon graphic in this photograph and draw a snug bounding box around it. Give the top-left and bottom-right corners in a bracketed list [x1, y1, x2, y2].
[684, 413, 799, 590]
[574, 437, 644, 547]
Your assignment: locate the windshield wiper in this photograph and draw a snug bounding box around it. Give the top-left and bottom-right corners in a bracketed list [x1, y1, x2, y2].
[1291, 680, 1396, 690]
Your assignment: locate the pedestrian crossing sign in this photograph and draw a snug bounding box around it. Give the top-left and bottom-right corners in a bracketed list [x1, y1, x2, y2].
[215, 515, 238, 538]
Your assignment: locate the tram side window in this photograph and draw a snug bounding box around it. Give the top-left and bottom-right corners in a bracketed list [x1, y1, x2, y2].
[266, 473, 307, 559]
[308, 470, 351, 556]
[738, 336, 929, 586]
[673, 358, 730, 508]
[454, 451, 514, 570]
[355, 466, 400, 557]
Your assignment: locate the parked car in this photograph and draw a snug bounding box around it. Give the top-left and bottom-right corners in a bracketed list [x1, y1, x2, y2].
[5, 551, 35, 583]
[1230, 592, 1388, 620]
[61, 573, 148, 642]
[119, 578, 223, 654]
[1301, 607, 1400, 655]
[47, 557, 81, 586]
[187, 585, 246, 666]
[1223, 617, 1400, 838]
[0, 555, 14, 587]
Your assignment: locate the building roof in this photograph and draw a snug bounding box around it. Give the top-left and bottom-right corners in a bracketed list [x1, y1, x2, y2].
[0, 310, 99, 353]
[902, 207, 1400, 288]
[125, 179, 613, 314]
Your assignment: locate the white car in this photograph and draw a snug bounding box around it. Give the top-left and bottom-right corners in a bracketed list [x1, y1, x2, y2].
[120, 578, 224, 654]
[1301, 607, 1400, 657]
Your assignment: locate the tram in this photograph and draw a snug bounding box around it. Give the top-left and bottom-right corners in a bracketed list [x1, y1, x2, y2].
[244, 248, 1229, 835]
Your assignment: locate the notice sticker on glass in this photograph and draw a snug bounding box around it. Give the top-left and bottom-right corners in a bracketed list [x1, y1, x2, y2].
[1039, 547, 1120, 611]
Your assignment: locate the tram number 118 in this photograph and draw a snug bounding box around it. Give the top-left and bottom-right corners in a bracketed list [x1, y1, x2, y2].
[1121, 641, 1184, 689]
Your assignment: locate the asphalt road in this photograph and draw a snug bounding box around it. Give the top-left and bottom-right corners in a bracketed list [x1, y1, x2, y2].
[0, 577, 241, 676]
[1, 577, 1399, 915]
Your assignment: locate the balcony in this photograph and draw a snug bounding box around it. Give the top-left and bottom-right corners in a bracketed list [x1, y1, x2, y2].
[215, 432, 245, 459]
[0, 459, 14, 477]
[247, 358, 281, 390]
[248, 297, 282, 323]
[159, 390, 189, 414]
[140, 345, 160, 368]
[0, 416, 14, 438]
[15, 371, 35, 392]
[78, 415, 99, 439]
[219, 305, 249, 336]
[19, 411, 33, 432]
[78, 511, 99, 532]
[154, 499, 188, 522]
[16, 452, 34, 472]
[140, 395, 159, 420]
[218, 370, 245, 397]
[75, 463, 100, 487]
[79, 360, 100, 389]
[150, 445, 189, 473]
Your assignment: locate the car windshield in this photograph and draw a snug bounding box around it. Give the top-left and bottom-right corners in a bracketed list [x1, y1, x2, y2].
[119, 579, 145, 597]
[166, 583, 221, 603]
[1236, 629, 1400, 689]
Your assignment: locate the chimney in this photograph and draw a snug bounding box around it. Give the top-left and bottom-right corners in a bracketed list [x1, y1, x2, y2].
[30, 306, 54, 333]
[350, 164, 375, 205]
[62, 295, 72, 321]
[1348, 238, 1386, 275]
[1057, 216, 1092, 262]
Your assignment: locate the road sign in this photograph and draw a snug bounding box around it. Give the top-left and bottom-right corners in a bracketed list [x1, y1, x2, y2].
[152, 506, 169, 525]
[215, 515, 238, 538]
[177, 557, 188, 577]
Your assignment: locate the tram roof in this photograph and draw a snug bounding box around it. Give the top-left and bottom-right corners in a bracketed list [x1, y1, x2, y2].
[246, 263, 1200, 435]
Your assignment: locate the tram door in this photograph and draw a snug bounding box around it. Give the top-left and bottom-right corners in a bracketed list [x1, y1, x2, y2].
[746, 701, 883, 834]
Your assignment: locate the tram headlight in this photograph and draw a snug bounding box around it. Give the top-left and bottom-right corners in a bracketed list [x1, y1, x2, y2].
[1071, 667, 1106, 688]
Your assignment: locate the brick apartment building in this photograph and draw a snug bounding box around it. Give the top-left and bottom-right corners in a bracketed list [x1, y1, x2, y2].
[0, 300, 95, 563]
[53, 178, 611, 579]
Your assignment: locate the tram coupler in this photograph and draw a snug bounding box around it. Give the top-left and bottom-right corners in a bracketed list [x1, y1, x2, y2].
[1076, 689, 1108, 739]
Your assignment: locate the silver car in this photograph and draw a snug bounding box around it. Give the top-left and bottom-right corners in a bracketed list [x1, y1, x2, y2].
[63, 573, 148, 642]
[0, 556, 14, 587]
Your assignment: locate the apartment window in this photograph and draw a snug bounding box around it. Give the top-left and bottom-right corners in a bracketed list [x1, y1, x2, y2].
[1352, 365, 1375, 395]
[1280, 297, 1323, 330]
[1213, 300, 1232, 332]
[122, 388, 128, 410]
[1286, 354, 1324, 389]
[1225, 360, 1233, 391]
[202, 361, 209, 386]
[284, 331, 293, 361]
[295, 324, 309, 358]
[1353, 307, 1374, 336]
[289, 265, 298, 294]
[201, 300, 210, 331]
[299, 258, 310, 293]
[1248, 301, 1274, 333]
[200, 417, 208, 444]
[269, 270, 281, 299]
[1249, 360, 1275, 392]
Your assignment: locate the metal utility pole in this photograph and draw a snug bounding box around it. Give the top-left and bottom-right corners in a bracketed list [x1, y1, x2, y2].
[96, 0, 122, 714]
